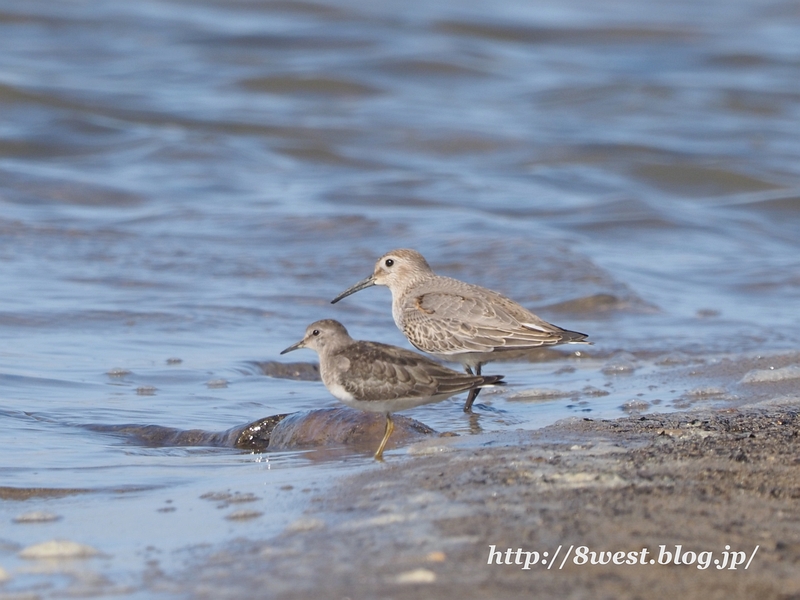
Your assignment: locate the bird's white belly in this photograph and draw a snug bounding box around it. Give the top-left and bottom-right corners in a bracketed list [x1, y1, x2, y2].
[324, 380, 357, 403]
[337, 393, 455, 414]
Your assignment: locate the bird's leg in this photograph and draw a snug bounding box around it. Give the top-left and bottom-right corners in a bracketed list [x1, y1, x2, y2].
[374, 413, 394, 461]
[463, 363, 482, 413]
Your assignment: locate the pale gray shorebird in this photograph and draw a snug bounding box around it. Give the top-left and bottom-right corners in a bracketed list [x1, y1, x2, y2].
[280, 319, 504, 460]
[331, 249, 589, 413]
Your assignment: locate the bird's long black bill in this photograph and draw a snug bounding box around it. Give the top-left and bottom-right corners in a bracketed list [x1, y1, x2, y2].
[330, 275, 376, 304]
[279, 339, 305, 355]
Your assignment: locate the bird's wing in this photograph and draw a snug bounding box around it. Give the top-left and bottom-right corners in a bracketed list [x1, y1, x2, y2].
[402, 284, 585, 355]
[335, 342, 486, 401]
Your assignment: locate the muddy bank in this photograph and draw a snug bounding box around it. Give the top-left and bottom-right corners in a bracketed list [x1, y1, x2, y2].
[179, 403, 800, 599]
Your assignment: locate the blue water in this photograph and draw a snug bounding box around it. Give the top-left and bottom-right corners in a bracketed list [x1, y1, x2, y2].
[0, 0, 799, 595]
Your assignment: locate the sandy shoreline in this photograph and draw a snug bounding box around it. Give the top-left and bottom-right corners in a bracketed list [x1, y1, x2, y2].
[4, 355, 799, 599]
[182, 402, 800, 599]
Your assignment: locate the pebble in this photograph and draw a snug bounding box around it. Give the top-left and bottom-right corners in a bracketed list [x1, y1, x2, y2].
[225, 510, 263, 521]
[686, 386, 727, 398]
[106, 368, 131, 377]
[622, 399, 650, 412]
[741, 365, 800, 384]
[13, 511, 61, 523]
[655, 351, 693, 366]
[407, 443, 456, 456]
[602, 359, 637, 375]
[508, 388, 570, 401]
[394, 568, 437, 584]
[582, 385, 610, 397]
[19, 540, 100, 559]
[285, 517, 326, 533]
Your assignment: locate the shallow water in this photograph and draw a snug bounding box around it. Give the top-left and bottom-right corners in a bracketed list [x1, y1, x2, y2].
[1, 0, 799, 595]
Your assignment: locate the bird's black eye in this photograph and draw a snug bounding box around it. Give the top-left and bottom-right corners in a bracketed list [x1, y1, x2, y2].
[312, 329, 320, 336]
[385, 258, 394, 267]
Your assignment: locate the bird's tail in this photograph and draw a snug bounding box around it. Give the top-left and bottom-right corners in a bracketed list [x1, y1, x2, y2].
[559, 328, 592, 344]
[478, 374, 506, 387]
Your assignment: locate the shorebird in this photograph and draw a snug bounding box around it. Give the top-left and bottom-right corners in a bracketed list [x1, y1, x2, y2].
[331, 249, 589, 412]
[280, 319, 504, 460]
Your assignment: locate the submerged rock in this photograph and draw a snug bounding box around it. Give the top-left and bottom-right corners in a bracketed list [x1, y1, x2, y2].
[86, 414, 289, 451]
[254, 361, 320, 381]
[232, 414, 292, 450]
[84, 407, 436, 453]
[268, 407, 436, 452]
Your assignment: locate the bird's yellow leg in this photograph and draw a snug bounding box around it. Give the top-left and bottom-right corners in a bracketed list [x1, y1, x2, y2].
[374, 413, 394, 461]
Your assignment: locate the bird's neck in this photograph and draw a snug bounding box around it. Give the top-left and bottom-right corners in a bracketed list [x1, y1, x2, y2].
[389, 271, 433, 299]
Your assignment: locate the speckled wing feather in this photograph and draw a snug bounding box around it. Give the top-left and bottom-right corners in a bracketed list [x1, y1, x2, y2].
[334, 341, 491, 402]
[400, 276, 587, 355]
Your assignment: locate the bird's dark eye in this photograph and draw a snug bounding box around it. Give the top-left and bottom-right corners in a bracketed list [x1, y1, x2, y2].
[385, 258, 394, 267]
[312, 329, 320, 336]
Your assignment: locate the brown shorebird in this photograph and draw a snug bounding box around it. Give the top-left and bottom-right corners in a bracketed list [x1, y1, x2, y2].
[280, 319, 504, 460]
[331, 249, 588, 412]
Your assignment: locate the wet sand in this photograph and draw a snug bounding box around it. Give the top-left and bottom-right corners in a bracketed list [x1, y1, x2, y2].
[185, 402, 800, 599]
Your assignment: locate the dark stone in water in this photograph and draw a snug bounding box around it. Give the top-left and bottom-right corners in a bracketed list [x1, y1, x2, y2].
[234, 413, 292, 450]
[83, 408, 435, 453]
[254, 360, 320, 381]
[85, 416, 290, 451]
[267, 407, 436, 452]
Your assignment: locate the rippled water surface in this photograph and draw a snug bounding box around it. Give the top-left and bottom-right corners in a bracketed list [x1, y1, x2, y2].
[1, 0, 799, 595]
